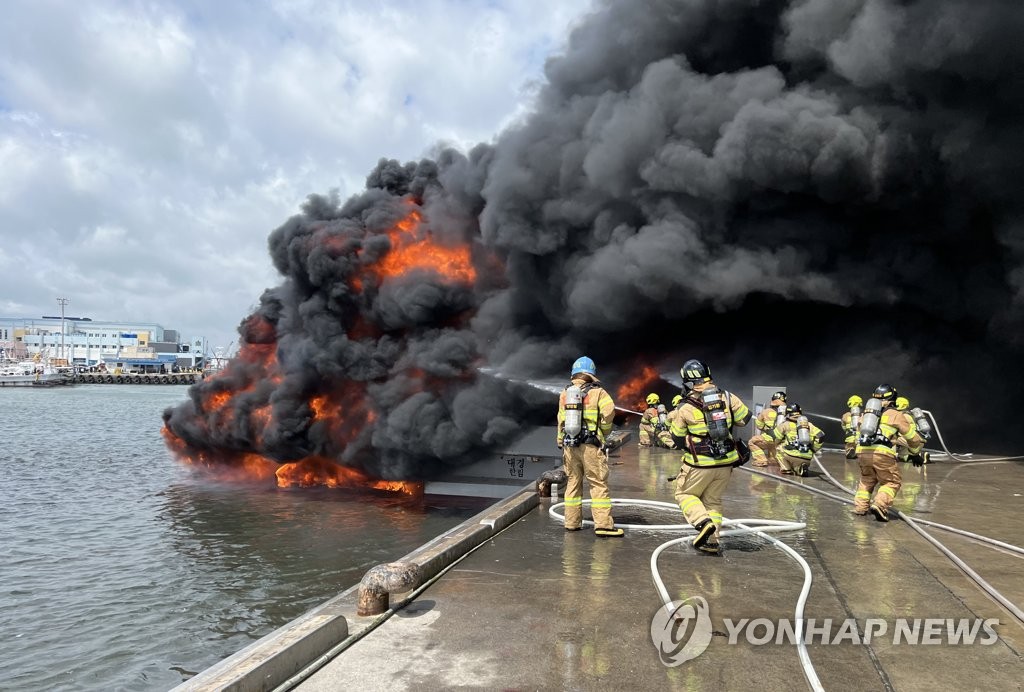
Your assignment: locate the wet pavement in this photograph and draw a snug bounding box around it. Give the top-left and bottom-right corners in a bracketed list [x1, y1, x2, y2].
[297, 444, 1024, 691]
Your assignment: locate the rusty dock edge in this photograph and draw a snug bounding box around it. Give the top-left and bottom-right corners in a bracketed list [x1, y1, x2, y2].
[173, 486, 540, 692]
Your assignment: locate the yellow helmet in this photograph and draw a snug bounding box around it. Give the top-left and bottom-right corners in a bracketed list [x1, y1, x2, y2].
[846, 395, 863, 408]
[895, 396, 910, 411]
[671, 394, 683, 407]
[646, 393, 660, 406]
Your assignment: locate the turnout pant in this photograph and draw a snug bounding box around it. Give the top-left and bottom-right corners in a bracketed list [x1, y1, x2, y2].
[748, 434, 776, 466]
[778, 452, 809, 474]
[639, 424, 674, 448]
[563, 444, 615, 530]
[854, 451, 902, 513]
[674, 464, 733, 536]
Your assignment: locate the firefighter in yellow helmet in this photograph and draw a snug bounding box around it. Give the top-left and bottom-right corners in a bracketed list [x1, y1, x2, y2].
[841, 395, 863, 459]
[893, 397, 911, 462]
[665, 394, 685, 429]
[893, 396, 931, 465]
[557, 356, 624, 537]
[748, 391, 786, 467]
[854, 384, 925, 522]
[669, 359, 752, 554]
[639, 393, 674, 448]
[766, 403, 825, 476]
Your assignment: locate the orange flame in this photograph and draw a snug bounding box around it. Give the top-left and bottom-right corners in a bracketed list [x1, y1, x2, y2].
[369, 206, 476, 284]
[275, 457, 424, 496]
[616, 364, 661, 409]
[163, 427, 422, 495]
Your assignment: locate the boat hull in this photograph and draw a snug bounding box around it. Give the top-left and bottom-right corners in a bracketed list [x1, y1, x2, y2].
[0, 373, 73, 387]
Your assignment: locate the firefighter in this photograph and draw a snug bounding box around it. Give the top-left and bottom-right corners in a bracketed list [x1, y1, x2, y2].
[669, 359, 752, 554]
[665, 394, 685, 429]
[768, 403, 825, 476]
[556, 356, 624, 537]
[854, 384, 925, 522]
[639, 393, 674, 448]
[894, 397, 931, 465]
[841, 395, 863, 459]
[748, 391, 786, 467]
[894, 397, 911, 462]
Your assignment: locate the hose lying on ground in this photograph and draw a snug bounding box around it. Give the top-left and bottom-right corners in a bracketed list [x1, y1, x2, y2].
[736, 458, 1024, 628]
[549, 498, 824, 692]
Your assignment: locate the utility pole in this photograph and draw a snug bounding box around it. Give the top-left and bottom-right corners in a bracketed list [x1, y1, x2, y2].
[56, 297, 69, 363]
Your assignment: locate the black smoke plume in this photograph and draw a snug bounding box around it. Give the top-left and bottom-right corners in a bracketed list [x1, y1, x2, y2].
[164, 0, 1024, 475]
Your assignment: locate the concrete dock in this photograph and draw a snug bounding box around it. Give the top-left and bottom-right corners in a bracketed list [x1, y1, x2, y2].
[180, 443, 1024, 691]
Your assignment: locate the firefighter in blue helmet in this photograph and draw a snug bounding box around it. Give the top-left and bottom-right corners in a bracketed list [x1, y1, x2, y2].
[556, 356, 623, 537]
[669, 359, 751, 554]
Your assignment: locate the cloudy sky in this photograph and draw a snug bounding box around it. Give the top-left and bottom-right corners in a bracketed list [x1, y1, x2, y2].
[0, 0, 594, 350]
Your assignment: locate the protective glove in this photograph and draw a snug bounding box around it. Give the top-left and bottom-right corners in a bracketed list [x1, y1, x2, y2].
[909, 454, 924, 467]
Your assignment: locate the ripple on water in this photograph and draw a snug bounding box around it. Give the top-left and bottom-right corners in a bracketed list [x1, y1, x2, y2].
[0, 386, 484, 690]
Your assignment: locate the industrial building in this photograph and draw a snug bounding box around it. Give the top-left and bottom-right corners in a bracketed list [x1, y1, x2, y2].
[0, 316, 207, 371]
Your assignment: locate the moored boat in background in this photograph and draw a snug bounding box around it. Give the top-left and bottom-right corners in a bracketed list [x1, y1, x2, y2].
[0, 357, 75, 387]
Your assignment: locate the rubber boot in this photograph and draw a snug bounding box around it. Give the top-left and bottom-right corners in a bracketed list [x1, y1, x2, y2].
[696, 541, 721, 555]
[594, 526, 624, 537]
[692, 518, 716, 549]
[845, 448, 857, 459]
[869, 503, 889, 522]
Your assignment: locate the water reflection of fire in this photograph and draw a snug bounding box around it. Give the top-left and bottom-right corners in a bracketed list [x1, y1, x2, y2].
[162, 198, 472, 492]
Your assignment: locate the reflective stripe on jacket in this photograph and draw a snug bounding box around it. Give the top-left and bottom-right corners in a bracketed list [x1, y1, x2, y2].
[557, 376, 616, 444]
[669, 386, 751, 467]
[769, 419, 825, 460]
[841, 411, 856, 442]
[856, 407, 921, 458]
[755, 407, 778, 433]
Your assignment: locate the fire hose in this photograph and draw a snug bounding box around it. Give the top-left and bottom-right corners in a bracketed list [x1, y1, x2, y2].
[805, 409, 1024, 462]
[737, 459, 1024, 628]
[548, 499, 824, 692]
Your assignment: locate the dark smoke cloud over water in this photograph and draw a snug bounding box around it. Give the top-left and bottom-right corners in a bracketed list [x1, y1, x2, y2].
[164, 0, 1024, 474]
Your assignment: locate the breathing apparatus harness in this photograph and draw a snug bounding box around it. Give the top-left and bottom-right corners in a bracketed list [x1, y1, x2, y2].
[910, 407, 932, 440]
[655, 403, 668, 432]
[561, 381, 601, 448]
[794, 415, 812, 454]
[857, 398, 894, 448]
[681, 385, 749, 467]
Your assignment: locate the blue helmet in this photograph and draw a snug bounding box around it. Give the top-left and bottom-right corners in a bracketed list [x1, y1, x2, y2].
[571, 356, 596, 377]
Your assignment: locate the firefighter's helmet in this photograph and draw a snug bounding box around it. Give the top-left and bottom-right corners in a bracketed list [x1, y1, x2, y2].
[646, 393, 660, 406]
[786, 403, 803, 417]
[680, 359, 712, 388]
[847, 395, 863, 408]
[895, 396, 910, 411]
[872, 384, 897, 404]
[671, 394, 683, 408]
[772, 391, 787, 403]
[571, 356, 596, 377]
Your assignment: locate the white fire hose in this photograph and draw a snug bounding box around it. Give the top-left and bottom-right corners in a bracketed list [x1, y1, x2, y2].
[549, 499, 824, 692]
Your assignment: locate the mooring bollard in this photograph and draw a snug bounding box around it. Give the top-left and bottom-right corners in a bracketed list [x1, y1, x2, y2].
[356, 562, 422, 617]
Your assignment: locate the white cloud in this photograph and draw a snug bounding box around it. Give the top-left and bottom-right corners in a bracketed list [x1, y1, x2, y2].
[0, 0, 595, 348]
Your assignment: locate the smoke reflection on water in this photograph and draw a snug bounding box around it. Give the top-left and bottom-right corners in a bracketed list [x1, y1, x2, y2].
[0, 386, 486, 691]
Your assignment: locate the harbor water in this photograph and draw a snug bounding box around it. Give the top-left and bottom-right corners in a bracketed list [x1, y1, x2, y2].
[0, 385, 485, 691]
